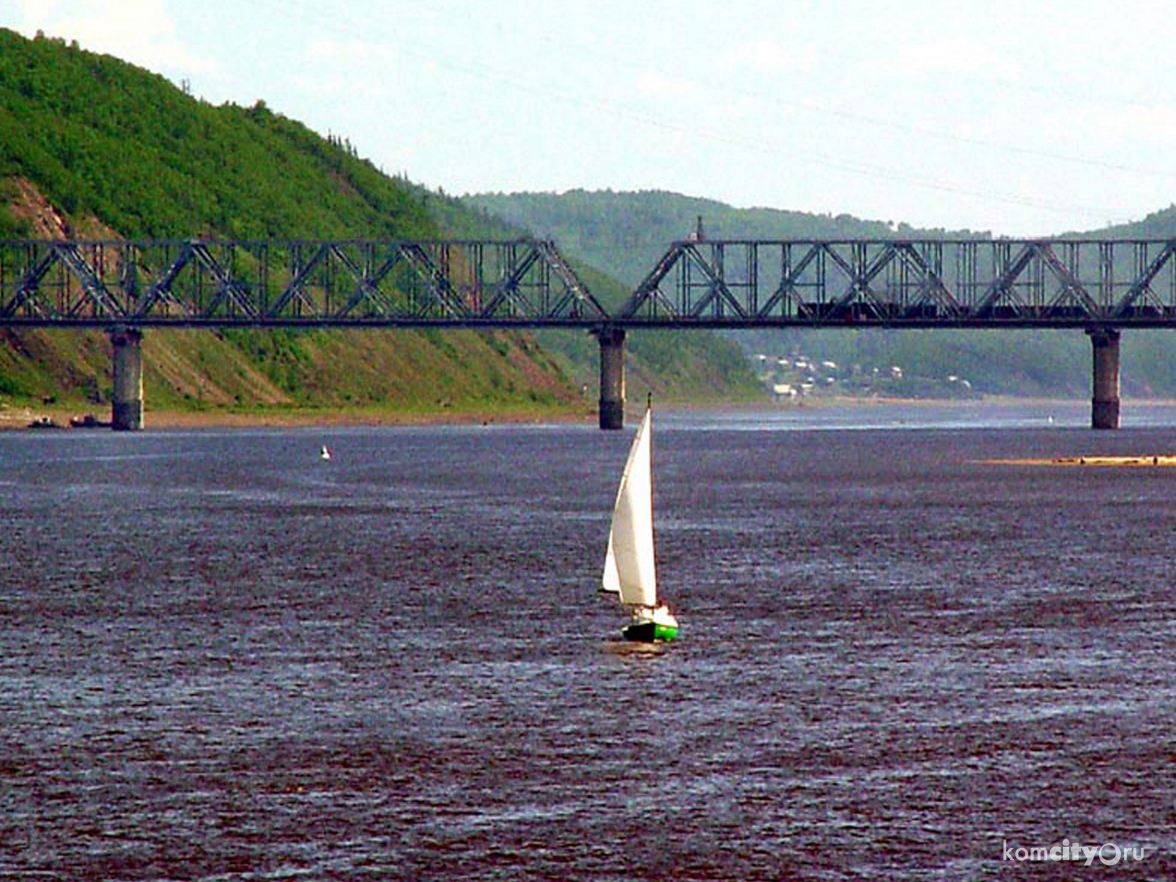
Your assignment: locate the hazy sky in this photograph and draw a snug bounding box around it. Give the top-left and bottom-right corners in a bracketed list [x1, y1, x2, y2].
[9, 0, 1176, 236]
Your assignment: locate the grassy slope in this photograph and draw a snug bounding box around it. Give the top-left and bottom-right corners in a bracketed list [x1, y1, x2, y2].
[0, 29, 593, 420]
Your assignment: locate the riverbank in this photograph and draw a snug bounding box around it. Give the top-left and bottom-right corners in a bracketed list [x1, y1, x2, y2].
[145, 405, 599, 429]
[0, 401, 598, 430]
[9, 394, 1176, 431]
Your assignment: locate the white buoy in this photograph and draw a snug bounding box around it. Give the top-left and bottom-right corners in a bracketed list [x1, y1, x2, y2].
[320, 445, 331, 460]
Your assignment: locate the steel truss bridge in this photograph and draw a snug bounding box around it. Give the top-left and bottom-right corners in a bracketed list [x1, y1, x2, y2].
[625, 238, 1176, 328]
[0, 238, 609, 328]
[6, 237, 1176, 329]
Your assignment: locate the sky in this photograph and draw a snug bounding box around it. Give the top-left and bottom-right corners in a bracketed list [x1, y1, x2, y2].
[8, 0, 1176, 237]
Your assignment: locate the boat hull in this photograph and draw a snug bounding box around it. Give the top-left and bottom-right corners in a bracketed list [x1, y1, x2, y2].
[622, 620, 678, 642]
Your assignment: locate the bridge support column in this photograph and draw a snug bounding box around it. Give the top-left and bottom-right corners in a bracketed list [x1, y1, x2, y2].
[109, 328, 144, 431]
[1087, 328, 1120, 430]
[596, 326, 626, 430]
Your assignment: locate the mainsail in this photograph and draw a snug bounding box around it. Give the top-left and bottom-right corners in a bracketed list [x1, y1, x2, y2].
[601, 406, 658, 608]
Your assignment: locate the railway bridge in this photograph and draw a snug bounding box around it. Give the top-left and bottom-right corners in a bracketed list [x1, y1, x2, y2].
[4, 236, 1176, 429]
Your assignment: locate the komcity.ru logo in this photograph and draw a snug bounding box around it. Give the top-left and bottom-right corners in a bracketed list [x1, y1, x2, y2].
[1002, 838, 1150, 867]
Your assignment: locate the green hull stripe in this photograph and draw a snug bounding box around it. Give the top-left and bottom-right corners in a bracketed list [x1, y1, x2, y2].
[654, 624, 678, 641]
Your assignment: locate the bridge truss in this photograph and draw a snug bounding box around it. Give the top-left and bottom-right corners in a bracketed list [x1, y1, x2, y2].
[8, 237, 1176, 331]
[621, 238, 1176, 327]
[0, 238, 609, 327]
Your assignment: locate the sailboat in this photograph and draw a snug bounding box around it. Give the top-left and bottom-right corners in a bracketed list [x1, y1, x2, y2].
[602, 401, 679, 642]
[320, 445, 331, 461]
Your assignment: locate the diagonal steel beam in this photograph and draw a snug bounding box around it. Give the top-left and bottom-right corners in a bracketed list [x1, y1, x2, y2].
[479, 244, 543, 318]
[331, 244, 402, 318]
[756, 244, 822, 318]
[894, 242, 961, 315]
[681, 243, 749, 320]
[533, 240, 609, 320]
[135, 242, 198, 318]
[399, 243, 469, 318]
[824, 242, 898, 314]
[974, 242, 1038, 316]
[1116, 241, 1176, 317]
[1035, 243, 1100, 317]
[55, 242, 123, 318]
[619, 242, 690, 319]
[268, 242, 331, 317]
[190, 243, 259, 319]
[3, 246, 58, 318]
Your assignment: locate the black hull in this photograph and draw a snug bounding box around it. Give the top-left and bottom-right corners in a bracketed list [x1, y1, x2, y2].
[622, 621, 658, 642]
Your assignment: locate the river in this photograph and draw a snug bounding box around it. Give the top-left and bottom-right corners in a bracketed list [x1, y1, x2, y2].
[1, 401, 1174, 879]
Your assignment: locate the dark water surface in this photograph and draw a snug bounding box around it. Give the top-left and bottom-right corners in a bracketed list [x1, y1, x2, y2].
[2, 402, 1176, 880]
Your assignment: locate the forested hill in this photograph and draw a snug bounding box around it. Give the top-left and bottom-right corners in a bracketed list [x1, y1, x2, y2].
[466, 189, 1176, 399]
[463, 189, 981, 290]
[0, 28, 758, 421]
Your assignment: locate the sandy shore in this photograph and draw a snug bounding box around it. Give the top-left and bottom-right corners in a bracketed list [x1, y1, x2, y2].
[144, 408, 597, 429]
[0, 402, 599, 431]
[982, 455, 1176, 467]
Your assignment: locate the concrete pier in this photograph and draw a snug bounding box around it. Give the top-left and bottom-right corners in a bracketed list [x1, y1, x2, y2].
[596, 326, 626, 430]
[109, 328, 144, 431]
[1088, 328, 1121, 430]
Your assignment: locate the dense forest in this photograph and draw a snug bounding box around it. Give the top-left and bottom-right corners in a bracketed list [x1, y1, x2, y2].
[0, 28, 759, 421]
[466, 190, 1176, 398]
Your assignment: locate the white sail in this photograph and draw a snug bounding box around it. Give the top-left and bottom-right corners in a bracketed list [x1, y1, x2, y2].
[602, 406, 657, 608]
[601, 534, 621, 594]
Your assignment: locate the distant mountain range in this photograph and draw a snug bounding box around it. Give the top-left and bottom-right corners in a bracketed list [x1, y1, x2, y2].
[465, 190, 1176, 398]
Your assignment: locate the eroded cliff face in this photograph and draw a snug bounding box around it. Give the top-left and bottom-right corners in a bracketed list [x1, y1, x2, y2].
[9, 177, 68, 237]
[6, 177, 119, 239]
[0, 178, 583, 419]
[1, 178, 294, 408]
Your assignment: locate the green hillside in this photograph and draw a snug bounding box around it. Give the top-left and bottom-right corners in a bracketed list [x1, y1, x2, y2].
[0, 28, 756, 423]
[466, 189, 1176, 399]
[464, 189, 978, 290]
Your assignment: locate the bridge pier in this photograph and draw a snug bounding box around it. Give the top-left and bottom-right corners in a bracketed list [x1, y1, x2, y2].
[109, 328, 144, 431]
[596, 326, 626, 430]
[1087, 328, 1120, 430]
